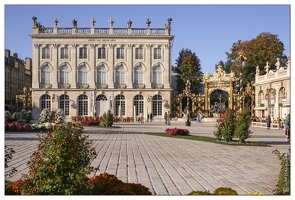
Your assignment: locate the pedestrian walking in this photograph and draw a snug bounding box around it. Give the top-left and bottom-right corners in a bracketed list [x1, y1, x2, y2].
[285, 114, 290, 141]
[167, 111, 171, 125]
[283, 113, 287, 130]
[199, 114, 202, 123]
[164, 112, 167, 124]
[150, 112, 153, 122]
[267, 115, 271, 130]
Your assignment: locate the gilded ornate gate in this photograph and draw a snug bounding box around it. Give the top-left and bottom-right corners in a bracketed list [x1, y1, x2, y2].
[171, 65, 254, 118]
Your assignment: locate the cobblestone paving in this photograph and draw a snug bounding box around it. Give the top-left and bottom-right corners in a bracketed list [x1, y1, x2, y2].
[5, 121, 290, 195]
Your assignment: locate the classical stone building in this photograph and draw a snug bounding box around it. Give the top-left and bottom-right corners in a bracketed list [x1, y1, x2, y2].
[5, 49, 32, 112]
[253, 57, 290, 119]
[30, 17, 174, 121]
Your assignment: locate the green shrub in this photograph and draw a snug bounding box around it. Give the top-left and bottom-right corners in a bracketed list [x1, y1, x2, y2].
[221, 109, 236, 141]
[213, 187, 238, 195]
[234, 109, 252, 142]
[188, 190, 211, 195]
[272, 149, 290, 195]
[213, 118, 224, 140]
[104, 110, 113, 127]
[20, 123, 97, 195]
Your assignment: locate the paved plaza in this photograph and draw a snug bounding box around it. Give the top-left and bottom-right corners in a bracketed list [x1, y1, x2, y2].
[5, 120, 290, 195]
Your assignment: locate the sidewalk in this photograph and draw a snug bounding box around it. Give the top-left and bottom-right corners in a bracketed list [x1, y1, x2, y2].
[5, 121, 290, 195]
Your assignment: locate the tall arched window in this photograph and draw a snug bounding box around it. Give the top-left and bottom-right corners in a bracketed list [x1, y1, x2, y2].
[97, 65, 107, 85]
[152, 95, 162, 116]
[60, 65, 70, 84]
[258, 91, 264, 106]
[279, 87, 286, 106]
[134, 95, 144, 116]
[134, 65, 144, 85]
[41, 94, 51, 110]
[78, 66, 88, 85]
[59, 94, 69, 116]
[115, 65, 126, 84]
[41, 66, 51, 84]
[78, 95, 88, 116]
[115, 95, 125, 116]
[153, 66, 163, 85]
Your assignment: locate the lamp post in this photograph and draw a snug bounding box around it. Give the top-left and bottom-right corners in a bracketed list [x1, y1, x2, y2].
[185, 80, 191, 126]
[236, 51, 246, 112]
[147, 94, 152, 122]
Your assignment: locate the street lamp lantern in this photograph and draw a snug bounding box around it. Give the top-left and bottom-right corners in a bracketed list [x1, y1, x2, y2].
[236, 51, 247, 112]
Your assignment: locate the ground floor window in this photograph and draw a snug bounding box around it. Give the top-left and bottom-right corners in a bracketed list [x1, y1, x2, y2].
[78, 95, 88, 116]
[115, 95, 125, 116]
[41, 94, 51, 110]
[134, 95, 144, 116]
[59, 94, 69, 116]
[152, 95, 162, 116]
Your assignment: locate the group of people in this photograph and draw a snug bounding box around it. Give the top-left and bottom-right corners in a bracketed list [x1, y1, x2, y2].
[164, 111, 171, 125]
[137, 113, 153, 123]
[266, 113, 290, 141]
[195, 114, 203, 123]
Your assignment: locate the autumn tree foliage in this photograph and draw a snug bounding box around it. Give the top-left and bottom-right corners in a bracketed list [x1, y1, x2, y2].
[174, 48, 203, 94]
[225, 32, 287, 87]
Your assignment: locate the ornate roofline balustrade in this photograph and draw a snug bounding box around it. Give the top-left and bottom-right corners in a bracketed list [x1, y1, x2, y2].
[31, 17, 173, 36]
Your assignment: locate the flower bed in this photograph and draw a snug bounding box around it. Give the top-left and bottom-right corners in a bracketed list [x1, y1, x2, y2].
[165, 128, 189, 135]
[5, 122, 32, 131]
[81, 121, 100, 126]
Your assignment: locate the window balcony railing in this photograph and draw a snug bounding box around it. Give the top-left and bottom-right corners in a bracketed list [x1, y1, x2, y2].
[151, 84, 164, 89]
[58, 84, 71, 89]
[114, 84, 127, 89]
[95, 84, 108, 89]
[260, 103, 265, 107]
[76, 84, 89, 89]
[39, 83, 52, 89]
[133, 84, 145, 89]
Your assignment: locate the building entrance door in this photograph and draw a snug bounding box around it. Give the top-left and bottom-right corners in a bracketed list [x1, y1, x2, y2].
[96, 95, 108, 116]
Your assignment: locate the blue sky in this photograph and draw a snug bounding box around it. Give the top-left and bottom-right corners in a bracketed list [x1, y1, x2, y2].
[3, 2, 291, 74]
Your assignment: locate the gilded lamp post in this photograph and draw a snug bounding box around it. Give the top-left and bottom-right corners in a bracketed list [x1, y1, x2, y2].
[185, 80, 191, 126]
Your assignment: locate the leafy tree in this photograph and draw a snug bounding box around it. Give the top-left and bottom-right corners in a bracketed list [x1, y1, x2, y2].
[174, 48, 203, 94]
[225, 32, 287, 87]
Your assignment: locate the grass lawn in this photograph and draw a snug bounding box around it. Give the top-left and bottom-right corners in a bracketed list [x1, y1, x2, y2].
[149, 133, 270, 147]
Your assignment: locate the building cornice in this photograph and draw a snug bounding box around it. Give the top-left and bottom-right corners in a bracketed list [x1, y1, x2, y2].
[30, 34, 174, 40]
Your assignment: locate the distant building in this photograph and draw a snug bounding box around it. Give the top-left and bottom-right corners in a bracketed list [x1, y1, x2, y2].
[253, 57, 290, 119]
[30, 17, 174, 121]
[5, 49, 32, 112]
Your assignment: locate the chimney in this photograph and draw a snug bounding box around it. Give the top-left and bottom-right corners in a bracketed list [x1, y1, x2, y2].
[5, 49, 11, 57]
[13, 53, 18, 58]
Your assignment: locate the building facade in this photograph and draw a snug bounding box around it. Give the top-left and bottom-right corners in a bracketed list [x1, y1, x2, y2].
[253, 56, 290, 120]
[30, 17, 174, 121]
[5, 49, 32, 112]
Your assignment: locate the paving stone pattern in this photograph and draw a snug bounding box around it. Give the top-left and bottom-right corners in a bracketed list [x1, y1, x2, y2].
[5, 121, 290, 195]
